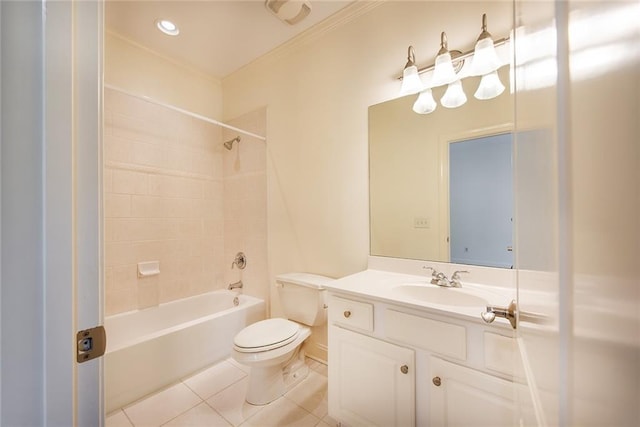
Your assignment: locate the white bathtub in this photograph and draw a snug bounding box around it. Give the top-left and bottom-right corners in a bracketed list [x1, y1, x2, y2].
[105, 290, 265, 413]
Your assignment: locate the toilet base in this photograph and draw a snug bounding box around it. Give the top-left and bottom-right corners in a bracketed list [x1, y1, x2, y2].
[245, 347, 309, 405]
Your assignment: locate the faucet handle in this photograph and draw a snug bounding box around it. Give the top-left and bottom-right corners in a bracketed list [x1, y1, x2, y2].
[451, 270, 469, 280]
[422, 266, 437, 277]
[450, 270, 469, 287]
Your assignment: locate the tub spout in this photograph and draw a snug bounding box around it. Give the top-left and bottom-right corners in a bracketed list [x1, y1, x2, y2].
[228, 280, 243, 290]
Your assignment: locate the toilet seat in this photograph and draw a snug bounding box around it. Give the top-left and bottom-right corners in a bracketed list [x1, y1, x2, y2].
[233, 318, 300, 353]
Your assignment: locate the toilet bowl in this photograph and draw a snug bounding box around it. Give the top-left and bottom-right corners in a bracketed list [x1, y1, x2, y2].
[231, 273, 332, 405]
[232, 318, 310, 405]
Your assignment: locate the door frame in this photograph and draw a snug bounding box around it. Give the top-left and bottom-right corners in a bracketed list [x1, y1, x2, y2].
[44, 0, 104, 424]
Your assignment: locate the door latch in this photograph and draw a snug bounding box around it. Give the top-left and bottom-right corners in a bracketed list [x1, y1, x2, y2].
[77, 326, 106, 363]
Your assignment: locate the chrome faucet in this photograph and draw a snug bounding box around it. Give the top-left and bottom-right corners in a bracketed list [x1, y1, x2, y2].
[423, 266, 449, 286]
[423, 266, 468, 288]
[422, 266, 439, 283]
[449, 270, 469, 288]
[228, 280, 243, 290]
[231, 252, 246, 270]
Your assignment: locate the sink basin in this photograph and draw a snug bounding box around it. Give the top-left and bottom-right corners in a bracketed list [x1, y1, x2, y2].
[393, 285, 488, 307]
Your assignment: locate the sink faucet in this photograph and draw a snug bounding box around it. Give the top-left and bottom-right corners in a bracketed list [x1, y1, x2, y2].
[423, 266, 469, 288]
[228, 280, 243, 290]
[449, 270, 469, 288]
[423, 266, 449, 287]
[422, 266, 441, 285]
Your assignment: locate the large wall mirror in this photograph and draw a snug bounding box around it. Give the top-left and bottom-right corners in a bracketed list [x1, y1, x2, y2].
[369, 67, 514, 268]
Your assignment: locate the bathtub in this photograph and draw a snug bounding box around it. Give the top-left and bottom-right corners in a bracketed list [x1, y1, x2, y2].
[105, 290, 265, 413]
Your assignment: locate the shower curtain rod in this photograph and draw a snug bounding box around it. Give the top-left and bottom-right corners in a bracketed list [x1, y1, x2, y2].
[104, 84, 267, 141]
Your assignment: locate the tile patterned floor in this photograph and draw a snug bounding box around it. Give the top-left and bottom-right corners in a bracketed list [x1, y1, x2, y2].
[106, 358, 336, 427]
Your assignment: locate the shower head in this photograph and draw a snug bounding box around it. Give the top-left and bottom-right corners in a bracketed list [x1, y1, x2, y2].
[223, 136, 241, 150]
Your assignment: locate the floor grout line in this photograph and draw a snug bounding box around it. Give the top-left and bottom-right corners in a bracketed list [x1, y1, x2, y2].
[111, 357, 328, 427]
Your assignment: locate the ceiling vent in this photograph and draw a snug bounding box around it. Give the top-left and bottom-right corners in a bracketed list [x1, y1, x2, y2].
[265, 0, 312, 25]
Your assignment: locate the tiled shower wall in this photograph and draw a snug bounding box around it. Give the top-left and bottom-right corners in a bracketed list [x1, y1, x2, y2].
[104, 88, 266, 316]
[222, 109, 268, 306]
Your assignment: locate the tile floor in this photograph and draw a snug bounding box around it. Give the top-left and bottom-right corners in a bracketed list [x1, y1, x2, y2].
[106, 358, 336, 427]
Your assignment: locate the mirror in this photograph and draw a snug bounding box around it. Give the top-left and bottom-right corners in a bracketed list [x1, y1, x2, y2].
[369, 67, 514, 267]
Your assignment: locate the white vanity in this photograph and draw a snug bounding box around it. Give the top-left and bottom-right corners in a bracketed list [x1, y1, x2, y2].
[326, 257, 524, 427]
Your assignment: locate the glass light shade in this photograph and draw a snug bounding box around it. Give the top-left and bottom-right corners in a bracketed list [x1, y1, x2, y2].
[441, 80, 467, 108]
[412, 89, 437, 114]
[430, 52, 458, 87]
[474, 70, 505, 100]
[470, 37, 501, 76]
[400, 65, 424, 96]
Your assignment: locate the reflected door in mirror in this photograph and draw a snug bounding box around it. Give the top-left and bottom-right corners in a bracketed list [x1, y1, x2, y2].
[449, 133, 513, 268]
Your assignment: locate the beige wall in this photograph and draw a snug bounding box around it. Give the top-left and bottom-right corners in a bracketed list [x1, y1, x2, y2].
[105, 31, 223, 119]
[222, 1, 513, 361]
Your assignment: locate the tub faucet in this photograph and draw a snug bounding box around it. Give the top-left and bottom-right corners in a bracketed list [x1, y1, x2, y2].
[228, 280, 243, 290]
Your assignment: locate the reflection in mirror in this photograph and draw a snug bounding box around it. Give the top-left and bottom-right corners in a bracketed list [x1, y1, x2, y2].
[369, 67, 513, 266]
[449, 133, 513, 268]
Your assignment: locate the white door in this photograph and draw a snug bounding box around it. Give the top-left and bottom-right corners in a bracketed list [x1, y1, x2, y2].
[45, 0, 104, 425]
[0, 0, 103, 424]
[449, 133, 513, 268]
[513, 1, 640, 426]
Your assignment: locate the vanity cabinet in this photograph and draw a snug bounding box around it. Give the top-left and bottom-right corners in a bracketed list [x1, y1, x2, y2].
[327, 291, 520, 427]
[329, 326, 415, 427]
[429, 357, 519, 426]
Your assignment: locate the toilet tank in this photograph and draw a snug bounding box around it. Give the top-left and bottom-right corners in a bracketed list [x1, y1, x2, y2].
[276, 272, 333, 326]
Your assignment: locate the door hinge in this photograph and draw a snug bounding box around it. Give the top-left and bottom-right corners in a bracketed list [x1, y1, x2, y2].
[76, 325, 106, 363]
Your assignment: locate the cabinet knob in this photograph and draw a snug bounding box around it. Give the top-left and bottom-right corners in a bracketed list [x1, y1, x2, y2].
[432, 376, 442, 386]
[400, 365, 409, 374]
[343, 310, 352, 318]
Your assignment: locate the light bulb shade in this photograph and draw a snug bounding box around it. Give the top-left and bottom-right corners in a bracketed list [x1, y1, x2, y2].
[441, 80, 467, 108]
[412, 89, 437, 114]
[471, 37, 501, 76]
[431, 52, 458, 87]
[400, 65, 424, 96]
[474, 70, 505, 100]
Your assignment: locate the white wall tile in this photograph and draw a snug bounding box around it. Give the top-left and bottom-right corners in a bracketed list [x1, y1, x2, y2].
[104, 89, 266, 316]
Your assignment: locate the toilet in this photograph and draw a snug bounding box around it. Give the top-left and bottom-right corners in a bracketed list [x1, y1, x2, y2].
[232, 272, 332, 405]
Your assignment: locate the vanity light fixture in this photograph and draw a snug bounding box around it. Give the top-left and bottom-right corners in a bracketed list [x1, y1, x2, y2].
[412, 88, 437, 114]
[397, 13, 509, 114]
[156, 19, 179, 36]
[469, 14, 501, 76]
[441, 79, 468, 108]
[400, 46, 425, 96]
[474, 70, 505, 100]
[430, 32, 459, 87]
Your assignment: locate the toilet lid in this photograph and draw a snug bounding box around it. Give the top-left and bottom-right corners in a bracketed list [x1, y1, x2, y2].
[234, 318, 300, 353]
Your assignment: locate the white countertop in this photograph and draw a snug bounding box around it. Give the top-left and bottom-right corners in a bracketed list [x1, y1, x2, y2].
[324, 268, 515, 323]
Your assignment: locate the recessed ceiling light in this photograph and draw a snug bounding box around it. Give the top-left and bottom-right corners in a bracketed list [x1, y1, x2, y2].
[155, 19, 179, 36]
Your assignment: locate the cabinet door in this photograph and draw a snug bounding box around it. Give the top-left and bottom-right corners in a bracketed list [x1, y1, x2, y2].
[430, 357, 517, 426]
[328, 326, 415, 427]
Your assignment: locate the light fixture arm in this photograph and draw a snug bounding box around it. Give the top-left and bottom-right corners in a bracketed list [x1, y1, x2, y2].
[405, 45, 417, 69]
[477, 13, 492, 42]
[437, 32, 450, 56]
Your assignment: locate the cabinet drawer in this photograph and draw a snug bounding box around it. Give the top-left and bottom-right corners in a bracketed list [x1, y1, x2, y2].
[385, 309, 466, 360]
[484, 332, 517, 376]
[328, 295, 373, 332]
